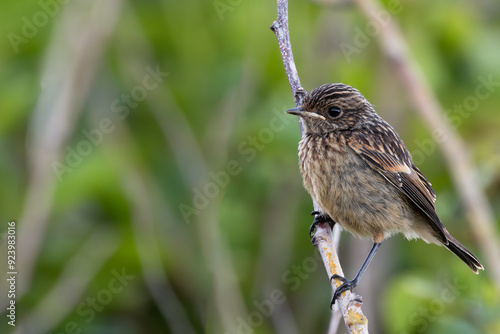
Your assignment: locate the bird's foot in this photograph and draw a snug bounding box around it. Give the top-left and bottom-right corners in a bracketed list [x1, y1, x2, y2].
[330, 274, 359, 308]
[310, 211, 335, 240]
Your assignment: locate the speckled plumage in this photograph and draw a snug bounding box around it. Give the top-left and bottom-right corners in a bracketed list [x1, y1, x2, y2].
[288, 83, 483, 274]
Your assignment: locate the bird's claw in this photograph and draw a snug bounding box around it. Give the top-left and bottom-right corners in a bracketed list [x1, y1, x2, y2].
[330, 274, 348, 284]
[329, 275, 358, 308]
[309, 212, 335, 239]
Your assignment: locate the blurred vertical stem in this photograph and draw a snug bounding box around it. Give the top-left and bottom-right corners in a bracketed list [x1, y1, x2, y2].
[101, 121, 197, 334]
[111, 5, 250, 331]
[271, 1, 369, 333]
[355, 0, 500, 285]
[16, 229, 120, 334]
[17, 0, 123, 297]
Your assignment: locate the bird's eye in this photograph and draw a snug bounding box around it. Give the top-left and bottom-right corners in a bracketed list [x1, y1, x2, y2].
[328, 106, 342, 118]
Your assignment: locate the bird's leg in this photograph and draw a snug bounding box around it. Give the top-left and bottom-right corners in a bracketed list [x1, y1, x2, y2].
[330, 242, 382, 308]
[310, 211, 335, 240]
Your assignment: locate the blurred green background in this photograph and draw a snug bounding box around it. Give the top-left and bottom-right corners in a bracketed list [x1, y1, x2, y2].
[0, 0, 499, 333]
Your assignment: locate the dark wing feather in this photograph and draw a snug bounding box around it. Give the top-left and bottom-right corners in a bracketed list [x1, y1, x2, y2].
[346, 127, 447, 243]
[413, 164, 436, 200]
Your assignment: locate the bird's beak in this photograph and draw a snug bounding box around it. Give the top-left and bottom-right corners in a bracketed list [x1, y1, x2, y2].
[286, 107, 325, 120]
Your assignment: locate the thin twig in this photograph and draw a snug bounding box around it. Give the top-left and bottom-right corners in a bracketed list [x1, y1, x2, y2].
[327, 308, 343, 334]
[271, 1, 369, 333]
[270, 3, 305, 107]
[354, 0, 500, 285]
[314, 223, 369, 334]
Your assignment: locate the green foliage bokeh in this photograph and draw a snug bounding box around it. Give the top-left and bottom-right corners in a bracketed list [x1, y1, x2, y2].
[0, 0, 499, 333]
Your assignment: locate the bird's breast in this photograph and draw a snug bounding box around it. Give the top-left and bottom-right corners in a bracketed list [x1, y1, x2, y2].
[298, 132, 412, 240]
[298, 133, 349, 210]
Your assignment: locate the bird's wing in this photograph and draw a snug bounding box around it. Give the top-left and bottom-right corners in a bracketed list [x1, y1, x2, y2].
[346, 128, 448, 243]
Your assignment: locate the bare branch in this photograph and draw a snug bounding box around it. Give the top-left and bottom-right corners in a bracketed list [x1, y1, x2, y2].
[354, 0, 500, 286]
[314, 223, 369, 334]
[271, 1, 369, 333]
[270, 1, 305, 107]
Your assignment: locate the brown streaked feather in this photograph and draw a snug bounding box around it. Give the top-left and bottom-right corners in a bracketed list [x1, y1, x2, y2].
[413, 164, 436, 201]
[346, 128, 448, 243]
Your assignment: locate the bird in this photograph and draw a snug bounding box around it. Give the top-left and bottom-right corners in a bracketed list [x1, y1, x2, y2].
[286, 83, 483, 306]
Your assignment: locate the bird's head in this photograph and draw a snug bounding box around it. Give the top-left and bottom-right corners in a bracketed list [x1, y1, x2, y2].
[286, 83, 378, 134]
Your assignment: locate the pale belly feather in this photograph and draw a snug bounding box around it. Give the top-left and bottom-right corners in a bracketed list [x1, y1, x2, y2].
[299, 134, 422, 242]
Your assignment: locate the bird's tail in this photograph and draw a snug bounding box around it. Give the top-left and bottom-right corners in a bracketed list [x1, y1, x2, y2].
[445, 234, 484, 274]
